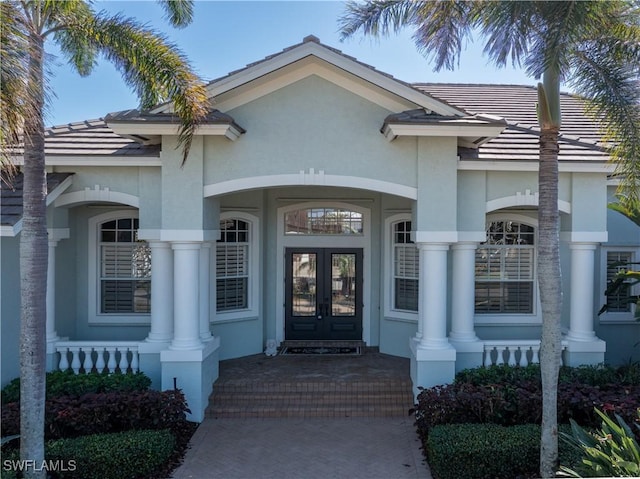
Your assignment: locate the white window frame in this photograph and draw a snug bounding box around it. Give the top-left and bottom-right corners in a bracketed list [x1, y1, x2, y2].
[88, 210, 150, 325]
[474, 213, 541, 325]
[599, 246, 639, 323]
[384, 214, 419, 322]
[213, 211, 260, 323]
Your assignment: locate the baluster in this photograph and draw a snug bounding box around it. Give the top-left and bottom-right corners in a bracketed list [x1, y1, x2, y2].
[130, 349, 139, 372]
[118, 348, 130, 372]
[483, 348, 490, 367]
[521, 347, 531, 367]
[496, 346, 505, 365]
[106, 347, 117, 373]
[531, 345, 540, 364]
[82, 347, 94, 373]
[507, 347, 517, 366]
[95, 349, 106, 373]
[560, 347, 565, 367]
[70, 347, 81, 374]
[58, 348, 70, 372]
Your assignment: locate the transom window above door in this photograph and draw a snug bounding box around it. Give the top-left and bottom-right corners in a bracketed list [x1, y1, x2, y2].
[284, 208, 363, 235]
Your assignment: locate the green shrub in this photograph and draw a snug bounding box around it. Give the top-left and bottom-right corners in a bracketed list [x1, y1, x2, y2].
[1, 371, 151, 404]
[454, 363, 640, 388]
[426, 423, 579, 479]
[1, 389, 189, 439]
[560, 408, 640, 477]
[44, 429, 175, 479]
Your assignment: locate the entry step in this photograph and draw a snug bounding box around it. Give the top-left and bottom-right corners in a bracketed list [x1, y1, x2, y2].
[279, 340, 365, 350]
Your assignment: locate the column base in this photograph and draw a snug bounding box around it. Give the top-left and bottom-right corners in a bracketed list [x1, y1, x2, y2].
[564, 337, 606, 367]
[139, 341, 171, 389]
[449, 339, 484, 373]
[161, 337, 220, 422]
[409, 338, 456, 400]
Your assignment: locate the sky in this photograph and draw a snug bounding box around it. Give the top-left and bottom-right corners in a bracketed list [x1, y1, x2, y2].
[45, 0, 536, 127]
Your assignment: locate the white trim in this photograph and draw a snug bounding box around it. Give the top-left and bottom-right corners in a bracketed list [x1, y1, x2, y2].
[275, 201, 372, 344]
[88, 210, 150, 325]
[7, 156, 162, 167]
[382, 123, 505, 142]
[486, 190, 571, 214]
[473, 213, 542, 326]
[191, 42, 463, 116]
[55, 185, 139, 208]
[0, 223, 20, 237]
[414, 231, 458, 243]
[213, 212, 260, 323]
[458, 160, 612, 173]
[599, 246, 639, 324]
[561, 231, 608, 243]
[204, 171, 417, 200]
[106, 122, 242, 141]
[384, 214, 419, 323]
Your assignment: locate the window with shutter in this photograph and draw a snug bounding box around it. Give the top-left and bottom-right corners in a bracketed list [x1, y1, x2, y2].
[393, 220, 419, 312]
[606, 251, 632, 313]
[475, 221, 535, 314]
[99, 218, 150, 314]
[217, 219, 250, 311]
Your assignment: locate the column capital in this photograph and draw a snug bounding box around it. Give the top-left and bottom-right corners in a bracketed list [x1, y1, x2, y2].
[171, 241, 202, 251]
[416, 242, 450, 252]
[561, 231, 607, 243]
[568, 242, 598, 251]
[147, 240, 172, 249]
[414, 231, 457, 243]
[451, 241, 478, 251]
[47, 228, 69, 243]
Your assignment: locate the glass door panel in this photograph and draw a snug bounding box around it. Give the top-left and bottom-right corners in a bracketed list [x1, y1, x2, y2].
[292, 253, 317, 317]
[331, 253, 356, 316]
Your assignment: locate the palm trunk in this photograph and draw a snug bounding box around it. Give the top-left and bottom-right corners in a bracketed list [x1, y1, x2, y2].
[20, 31, 47, 479]
[538, 124, 562, 478]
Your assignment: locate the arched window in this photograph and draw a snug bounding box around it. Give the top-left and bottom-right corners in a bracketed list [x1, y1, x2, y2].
[90, 211, 151, 321]
[475, 220, 535, 314]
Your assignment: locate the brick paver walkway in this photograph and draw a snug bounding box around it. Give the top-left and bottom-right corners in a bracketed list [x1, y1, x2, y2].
[171, 417, 431, 479]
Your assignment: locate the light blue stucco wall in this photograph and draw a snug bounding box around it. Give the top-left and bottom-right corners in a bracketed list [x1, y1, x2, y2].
[204, 75, 417, 189]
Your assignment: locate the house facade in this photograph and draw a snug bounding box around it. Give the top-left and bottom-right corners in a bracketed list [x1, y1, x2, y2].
[2, 37, 639, 422]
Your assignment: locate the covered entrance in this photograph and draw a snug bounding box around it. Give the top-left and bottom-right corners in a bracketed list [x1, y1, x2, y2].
[285, 248, 363, 340]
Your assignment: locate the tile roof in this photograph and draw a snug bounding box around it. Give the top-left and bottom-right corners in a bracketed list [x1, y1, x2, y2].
[105, 109, 245, 133]
[414, 84, 609, 162]
[9, 119, 160, 157]
[1, 172, 73, 227]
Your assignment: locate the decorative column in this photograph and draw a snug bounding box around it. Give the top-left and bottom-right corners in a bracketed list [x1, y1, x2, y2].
[418, 243, 451, 349]
[46, 239, 61, 346]
[565, 241, 606, 366]
[170, 242, 203, 350]
[146, 241, 174, 342]
[199, 243, 213, 341]
[568, 243, 598, 341]
[449, 242, 484, 371]
[450, 243, 479, 342]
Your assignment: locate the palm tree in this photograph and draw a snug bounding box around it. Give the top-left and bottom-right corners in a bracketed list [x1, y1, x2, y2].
[0, 1, 207, 476]
[340, 1, 640, 477]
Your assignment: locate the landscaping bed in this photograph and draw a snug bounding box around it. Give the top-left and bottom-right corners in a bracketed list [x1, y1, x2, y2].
[1, 371, 197, 479]
[414, 363, 640, 479]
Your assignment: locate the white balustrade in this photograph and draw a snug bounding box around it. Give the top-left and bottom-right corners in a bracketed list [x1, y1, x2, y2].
[483, 340, 568, 367]
[55, 341, 140, 374]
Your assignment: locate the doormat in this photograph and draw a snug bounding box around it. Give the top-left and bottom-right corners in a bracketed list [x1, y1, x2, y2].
[279, 346, 362, 356]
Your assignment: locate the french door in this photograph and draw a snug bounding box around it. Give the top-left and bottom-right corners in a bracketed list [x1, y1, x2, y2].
[285, 248, 363, 340]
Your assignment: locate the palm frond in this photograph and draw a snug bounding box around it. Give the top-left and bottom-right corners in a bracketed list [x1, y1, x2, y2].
[158, 0, 194, 29]
[64, 13, 207, 164]
[338, 0, 420, 39]
[0, 1, 31, 176]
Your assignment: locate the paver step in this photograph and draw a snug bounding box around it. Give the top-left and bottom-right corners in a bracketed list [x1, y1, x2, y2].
[212, 381, 412, 394]
[206, 404, 412, 419]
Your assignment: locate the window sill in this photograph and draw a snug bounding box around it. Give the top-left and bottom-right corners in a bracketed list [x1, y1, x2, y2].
[88, 314, 151, 326]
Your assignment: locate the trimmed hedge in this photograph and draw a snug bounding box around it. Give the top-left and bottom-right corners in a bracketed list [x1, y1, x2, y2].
[1, 430, 174, 479]
[426, 423, 580, 479]
[414, 372, 640, 439]
[1, 389, 189, 439]
[1, 371, 151, 404]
